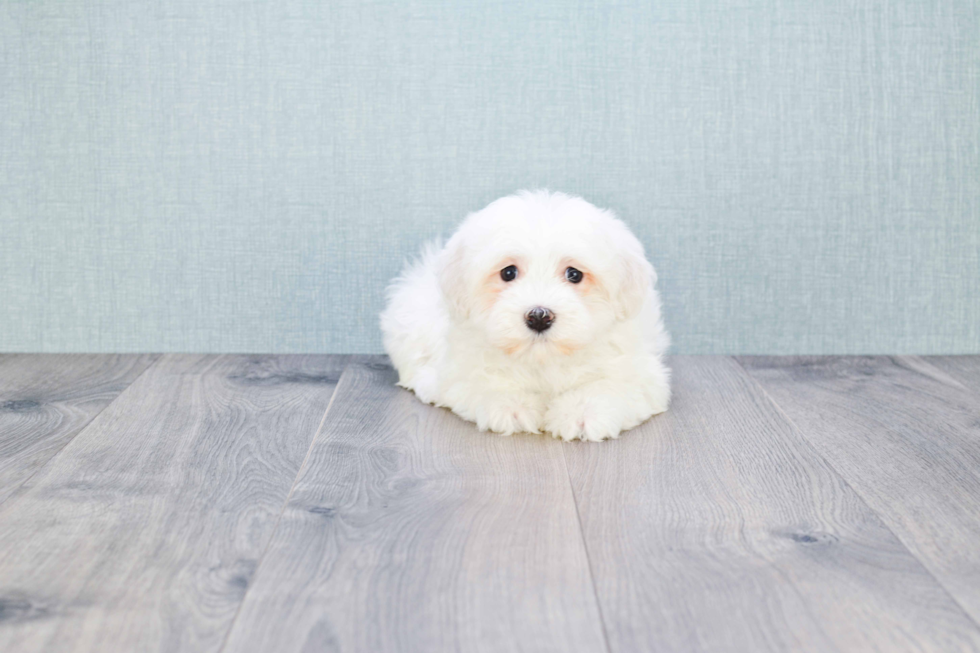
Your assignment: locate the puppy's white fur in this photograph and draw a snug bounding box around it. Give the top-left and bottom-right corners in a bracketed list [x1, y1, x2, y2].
[380, 190, 670, 441]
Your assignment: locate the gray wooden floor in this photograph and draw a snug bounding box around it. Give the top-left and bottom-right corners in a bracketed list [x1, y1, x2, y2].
[0, 355, 979, 653]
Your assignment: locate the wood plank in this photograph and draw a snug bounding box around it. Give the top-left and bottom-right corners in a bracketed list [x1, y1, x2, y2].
[0, 354, 158, 506]
[738, 355, 980, 629]
[221, 357, 608, 653]
[0, 354, 347, 653]
[564, 356, 980, 652]
[926, 355, 980, 392]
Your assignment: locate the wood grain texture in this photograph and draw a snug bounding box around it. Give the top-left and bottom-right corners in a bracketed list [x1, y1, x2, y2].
[0, 354, 347, 653]
[564, 356, 980, 653]
[738, 355, 980, 629]
[0, 354, 158, 506]
[221, 358, 608, 653]
[926, 356, 980, 392]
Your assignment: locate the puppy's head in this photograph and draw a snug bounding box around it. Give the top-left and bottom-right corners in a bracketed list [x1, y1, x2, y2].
[439, 190, 655, 359]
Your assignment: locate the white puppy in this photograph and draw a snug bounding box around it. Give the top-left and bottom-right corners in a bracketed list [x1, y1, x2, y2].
[380, 190, 670, 441]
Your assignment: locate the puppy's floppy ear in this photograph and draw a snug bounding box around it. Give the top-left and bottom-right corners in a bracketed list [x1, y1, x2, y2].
[438, 232, 473, 319]
[610, 227, 656, 321]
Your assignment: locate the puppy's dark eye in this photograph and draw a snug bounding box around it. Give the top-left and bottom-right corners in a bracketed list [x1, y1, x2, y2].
[565, 267, 584, 284]
[500, 265, 518, 282]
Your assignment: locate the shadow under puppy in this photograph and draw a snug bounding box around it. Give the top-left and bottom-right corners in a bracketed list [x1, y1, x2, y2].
[380, 190, 670, 441]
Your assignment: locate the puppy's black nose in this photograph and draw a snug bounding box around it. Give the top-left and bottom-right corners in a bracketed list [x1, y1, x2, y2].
[525, 306, 555, 333]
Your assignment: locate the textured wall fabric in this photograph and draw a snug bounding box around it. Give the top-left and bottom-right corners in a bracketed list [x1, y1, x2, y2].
[1, 1, 978, 354]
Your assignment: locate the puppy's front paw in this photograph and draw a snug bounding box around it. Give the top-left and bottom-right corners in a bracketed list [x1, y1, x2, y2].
[545, 385, 656, 442]
[469, 394, 545, 436]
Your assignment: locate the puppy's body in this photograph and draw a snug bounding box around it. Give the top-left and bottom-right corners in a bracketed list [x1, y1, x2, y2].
[381, 191, 670, 441]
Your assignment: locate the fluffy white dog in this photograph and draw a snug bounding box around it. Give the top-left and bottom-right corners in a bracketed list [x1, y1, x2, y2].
[380, 190, 670, 441]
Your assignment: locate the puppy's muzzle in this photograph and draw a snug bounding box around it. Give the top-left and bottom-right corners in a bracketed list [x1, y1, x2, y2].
[525, 307, 555, 333]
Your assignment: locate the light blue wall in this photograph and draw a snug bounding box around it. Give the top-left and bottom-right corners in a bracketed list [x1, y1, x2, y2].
[2, 1, 978, 354]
